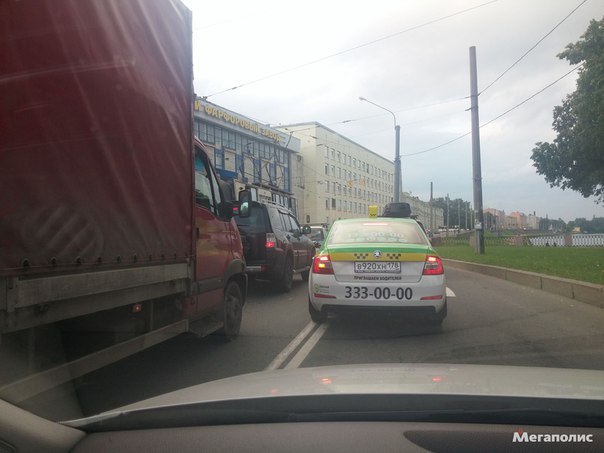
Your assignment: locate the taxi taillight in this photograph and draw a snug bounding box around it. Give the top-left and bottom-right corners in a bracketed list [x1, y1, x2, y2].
[312, 255, 334, 274]
[423, 255, 444, 275]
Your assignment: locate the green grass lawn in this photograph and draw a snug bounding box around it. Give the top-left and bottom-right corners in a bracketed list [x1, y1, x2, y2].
[436, 245, 604, 285]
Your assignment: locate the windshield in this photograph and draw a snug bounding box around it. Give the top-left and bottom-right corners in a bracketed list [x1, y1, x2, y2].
[1, 0, 604, 433]
[309, 228, 325, 241]
[328, 220, 427, 245]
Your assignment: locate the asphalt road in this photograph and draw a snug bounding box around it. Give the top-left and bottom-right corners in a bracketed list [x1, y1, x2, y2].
[49, 267, 604, 417]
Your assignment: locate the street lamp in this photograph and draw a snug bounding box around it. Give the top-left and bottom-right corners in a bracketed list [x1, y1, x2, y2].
[359, 96, 401, 203]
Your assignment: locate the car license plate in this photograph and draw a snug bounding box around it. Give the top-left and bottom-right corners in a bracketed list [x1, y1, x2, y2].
[354, 261, 401, 273]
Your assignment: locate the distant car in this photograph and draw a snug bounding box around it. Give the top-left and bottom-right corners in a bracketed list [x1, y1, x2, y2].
[234, 201, 315, 292]
[306, 225, 328, 248]
[308, 217, 447, 324]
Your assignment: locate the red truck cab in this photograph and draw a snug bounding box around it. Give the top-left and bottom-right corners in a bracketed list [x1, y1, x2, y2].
[187, 141, 247, 338]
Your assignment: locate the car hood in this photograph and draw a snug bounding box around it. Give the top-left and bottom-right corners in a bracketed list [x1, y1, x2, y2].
[66, 363, 604, 425]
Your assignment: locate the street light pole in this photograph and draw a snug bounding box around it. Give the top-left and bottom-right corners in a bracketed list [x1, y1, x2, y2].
[359, 96, 401, 202]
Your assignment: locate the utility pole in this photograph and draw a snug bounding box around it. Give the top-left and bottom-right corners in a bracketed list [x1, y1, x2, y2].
[446, 193, 450, 237]
[429, 182, 434, 232]
[359, 97, 401, 202]
[469, 46, 485, 254]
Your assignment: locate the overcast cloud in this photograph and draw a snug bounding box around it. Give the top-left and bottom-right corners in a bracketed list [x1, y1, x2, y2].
[181, 0, 604, 221]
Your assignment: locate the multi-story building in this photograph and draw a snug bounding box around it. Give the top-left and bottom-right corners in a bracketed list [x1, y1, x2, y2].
[527, 212, 540, 230]
[400, 192, 444, 233]
[193, 99, 301, 214]
[509, 211, 528, 230]
[484, 208, 505, 230]
[278, 122, 396, 225]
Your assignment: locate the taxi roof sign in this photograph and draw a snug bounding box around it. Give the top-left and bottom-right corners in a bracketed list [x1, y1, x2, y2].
[368, 205, 378, 218]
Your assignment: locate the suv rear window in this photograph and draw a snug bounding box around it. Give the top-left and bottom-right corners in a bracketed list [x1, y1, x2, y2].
[234, 203, 266, 228]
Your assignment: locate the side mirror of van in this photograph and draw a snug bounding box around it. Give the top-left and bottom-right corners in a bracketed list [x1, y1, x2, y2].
[301, 225, 311, 234]
[238, 190, 251, 218]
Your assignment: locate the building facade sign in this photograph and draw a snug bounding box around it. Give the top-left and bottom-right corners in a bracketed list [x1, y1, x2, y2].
[195, 99, 297, 150]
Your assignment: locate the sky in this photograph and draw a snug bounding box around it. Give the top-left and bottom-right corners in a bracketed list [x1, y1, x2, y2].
[181, 0, 604, 222]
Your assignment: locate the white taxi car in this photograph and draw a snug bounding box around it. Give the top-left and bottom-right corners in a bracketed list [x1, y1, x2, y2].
[308, 217, 447, 325]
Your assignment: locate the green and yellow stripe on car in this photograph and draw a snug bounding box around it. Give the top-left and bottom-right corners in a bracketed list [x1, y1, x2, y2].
[328, 251, 428, 262]
[320, 245, 436, 263]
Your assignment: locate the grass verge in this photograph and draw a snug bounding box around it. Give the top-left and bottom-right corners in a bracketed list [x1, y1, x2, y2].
[436, 245, 604, 285]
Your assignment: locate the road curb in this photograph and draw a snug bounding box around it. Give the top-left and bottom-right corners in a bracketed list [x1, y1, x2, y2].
[443, 259, 604, 309]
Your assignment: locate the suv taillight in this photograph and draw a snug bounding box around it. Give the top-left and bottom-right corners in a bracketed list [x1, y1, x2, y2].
[265, 233, 276, 249]
[312, 255, 334, 274]
[423, 255, 444, 275]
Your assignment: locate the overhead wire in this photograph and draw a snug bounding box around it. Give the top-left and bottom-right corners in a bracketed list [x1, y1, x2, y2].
[202, 0, 500, 99]
[402, 64, 582, 157]
[479, 0, 588, 95]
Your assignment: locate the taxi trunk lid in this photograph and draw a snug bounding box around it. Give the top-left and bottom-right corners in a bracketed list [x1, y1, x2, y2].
[326, 244, 430, 283]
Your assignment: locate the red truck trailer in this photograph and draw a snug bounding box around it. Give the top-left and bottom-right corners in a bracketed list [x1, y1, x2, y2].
[0, 0, 247, 408]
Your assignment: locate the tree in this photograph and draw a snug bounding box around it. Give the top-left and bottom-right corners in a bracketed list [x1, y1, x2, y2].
[432, 196, 472, 229]
[531, 17, 604, 203]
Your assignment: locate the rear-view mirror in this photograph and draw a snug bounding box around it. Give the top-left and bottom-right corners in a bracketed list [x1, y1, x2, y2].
[238, 189, 251, 218]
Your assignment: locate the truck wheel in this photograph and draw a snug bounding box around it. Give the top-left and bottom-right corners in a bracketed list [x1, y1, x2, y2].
[278, 256, 293, 292]
[220, 281, 243, 340]
[308, 299, 326, 324]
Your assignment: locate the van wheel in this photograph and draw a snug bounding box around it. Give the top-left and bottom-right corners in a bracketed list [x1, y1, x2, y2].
[219, 281, 243, 340]
[277, 256, 294, 292]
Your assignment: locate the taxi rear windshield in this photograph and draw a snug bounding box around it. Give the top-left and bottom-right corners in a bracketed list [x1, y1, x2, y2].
[327, 222, 427, 245]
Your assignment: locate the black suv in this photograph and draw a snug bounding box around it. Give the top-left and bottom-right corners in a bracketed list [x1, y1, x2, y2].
[382, 202, 427, 232]
[234, 201, 315, 292]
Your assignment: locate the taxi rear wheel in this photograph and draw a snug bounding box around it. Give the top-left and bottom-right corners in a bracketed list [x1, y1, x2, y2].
[426, 299, 447, 326]
[308, 299, 326, 324]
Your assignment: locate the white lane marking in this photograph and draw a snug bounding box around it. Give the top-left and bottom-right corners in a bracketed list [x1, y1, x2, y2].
[265, 321, 317, 371]
[446, 287, 456, 298]
[284, 323, 329, 370]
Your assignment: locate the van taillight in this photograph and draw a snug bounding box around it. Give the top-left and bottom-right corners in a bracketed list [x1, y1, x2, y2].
[423, 255, 444, 275]
[266, 233, 276, 249]
[312, 255, 334, 274]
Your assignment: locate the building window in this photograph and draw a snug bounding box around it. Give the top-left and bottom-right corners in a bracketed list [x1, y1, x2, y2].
[331, 165, 335, 176]
[338, 167, 341, 178]
[332, 198, 336, 209]
[326, 181, 330, 193]
[325, 164, 328, 175]
[326, 199, 330, 210]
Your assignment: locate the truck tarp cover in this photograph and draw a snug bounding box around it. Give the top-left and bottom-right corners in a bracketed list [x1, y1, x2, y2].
[0, 0, 193, 276]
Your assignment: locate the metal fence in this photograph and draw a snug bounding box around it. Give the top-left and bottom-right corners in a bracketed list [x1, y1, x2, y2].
[437, 233, 604, 247]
